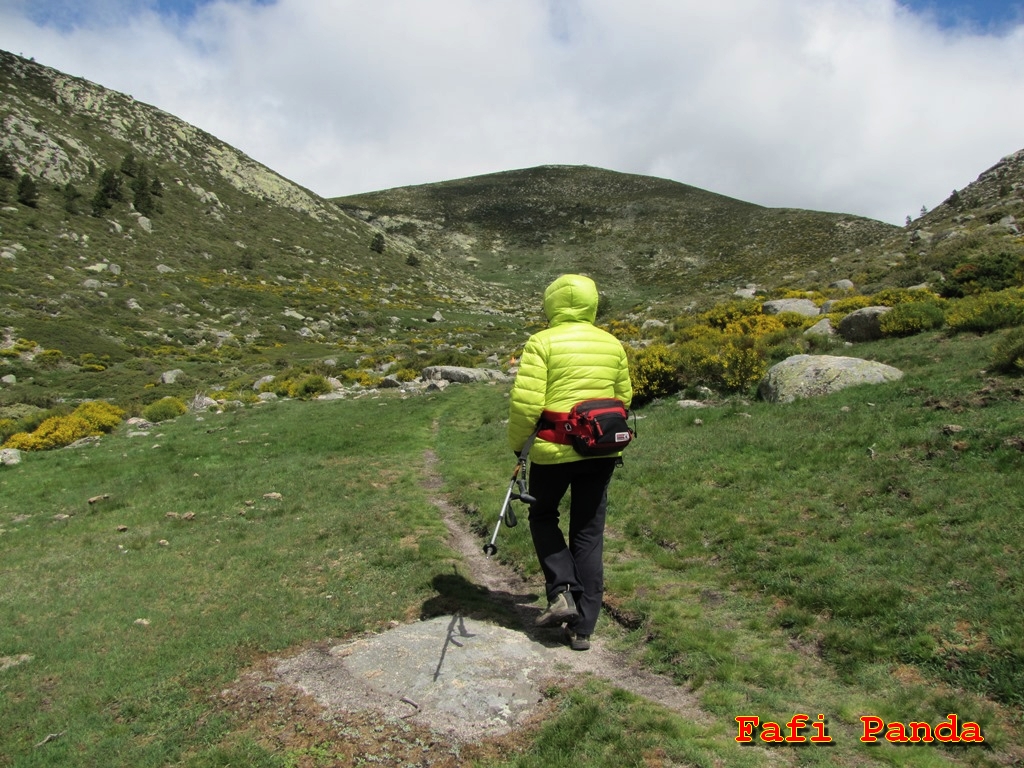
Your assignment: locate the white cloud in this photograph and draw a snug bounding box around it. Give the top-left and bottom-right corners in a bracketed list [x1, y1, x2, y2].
[1, 0, 1022, 224]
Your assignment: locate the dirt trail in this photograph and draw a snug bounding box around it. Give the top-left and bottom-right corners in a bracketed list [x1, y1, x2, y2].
[235, 449, 710, 747]
[421, 450, 710, 725]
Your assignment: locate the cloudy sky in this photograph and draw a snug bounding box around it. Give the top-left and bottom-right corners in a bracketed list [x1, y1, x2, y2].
[1, 0, 1022, 225]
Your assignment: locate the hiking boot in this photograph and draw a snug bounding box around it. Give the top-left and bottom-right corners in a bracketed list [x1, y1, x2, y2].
[563, 626, 591, 651]
[535, 591, 579, 627]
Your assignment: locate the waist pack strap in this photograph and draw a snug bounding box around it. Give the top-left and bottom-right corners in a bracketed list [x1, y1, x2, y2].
[537, 409, 573, 445]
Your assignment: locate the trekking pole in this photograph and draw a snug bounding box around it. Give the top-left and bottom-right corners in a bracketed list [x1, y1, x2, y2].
[483, 427, 539, 558]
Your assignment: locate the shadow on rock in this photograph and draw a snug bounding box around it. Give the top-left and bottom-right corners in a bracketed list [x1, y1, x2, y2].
[421, 568, 539, 632]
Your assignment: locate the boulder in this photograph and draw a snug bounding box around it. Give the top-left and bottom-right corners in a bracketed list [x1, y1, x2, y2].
[191, 395, 219, 411]
[420, 366, 507, 384]
[0, 448, 21, 466]
[160, 369, 186, 384]
[838, 306, 892, 342]
[830, 279, 856, 291]
[803, 318, 835, 337]
[759, 354, 903, 403]
[763, 299, 820, 317]
[253, 375, 275, 392]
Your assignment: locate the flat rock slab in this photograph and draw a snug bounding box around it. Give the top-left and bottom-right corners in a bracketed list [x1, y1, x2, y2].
[275, 615, 551, 740]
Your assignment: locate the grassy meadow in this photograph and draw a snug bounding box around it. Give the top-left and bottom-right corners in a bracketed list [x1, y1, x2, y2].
[1, 331, 1022, 767]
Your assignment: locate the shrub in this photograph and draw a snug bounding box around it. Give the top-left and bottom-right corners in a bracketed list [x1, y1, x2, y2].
[287, 374, 332, 399]
[425, 350, 480, 368]
[78, 353, 109, 372]
[722, 314, 787, 338]
[717, 341, 768, 392]
[828, 295, 874, 314]
[35, 349, 64, 369]
[394, 368, 419, 383]
[945, 290, 1024, 335]
[339, 370, 383, 389]
[872, 287, 942, 306]
[602, 319, 642, 340]
[0, 418, 17, 443]
[142, 396, 188, 423]
[699, 300, 762, 330]
[626, 343, 680, 405]
[773, 311, 818, 330]
[74, 401, 126, 432]
[941, 249, 1024, 298]
[879, 301, 946, 337]
[3, 415, 95, 451]
[991, 327, 1024, 375]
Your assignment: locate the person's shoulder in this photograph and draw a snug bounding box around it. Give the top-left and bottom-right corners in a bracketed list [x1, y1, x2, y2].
[591, 324, 627, 344]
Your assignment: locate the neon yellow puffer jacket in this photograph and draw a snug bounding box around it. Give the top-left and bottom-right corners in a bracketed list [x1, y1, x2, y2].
[508, 274, 633, 465]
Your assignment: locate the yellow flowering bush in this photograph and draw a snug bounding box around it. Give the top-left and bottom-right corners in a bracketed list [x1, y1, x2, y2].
[3, 415, 95, 451]
[287, 374, 333, 399]
[627, 343, 680, 405]
[602, 319, 642, 340]
[716, 342, 769, 391]
[74, 401, 126, 432]
[872, 287, 942, 306]
[35, 349, 64, 369]
[879, 302, 946, 337]
[945, 289, 1024, 334]
[828, 295, 875, 314]
[723, 314, 787, 338]
[394, 368, 419, 382]
[341, 369, 383, 388]
[699, 299, 762, 330]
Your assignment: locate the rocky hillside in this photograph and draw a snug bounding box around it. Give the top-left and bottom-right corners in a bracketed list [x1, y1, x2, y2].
[1, 48, 1021, 406]
[0, 49, 524, 403]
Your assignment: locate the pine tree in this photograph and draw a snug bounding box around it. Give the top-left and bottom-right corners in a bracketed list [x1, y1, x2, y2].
[90, 167, 125, 216]
[370, 233, 385, 254]
[63, 182, 83, 214]
[120, 152, 139, 178]
[0, 150, 17, 180]
[132, 162, 155, 216]
[16, 174, 39, 207]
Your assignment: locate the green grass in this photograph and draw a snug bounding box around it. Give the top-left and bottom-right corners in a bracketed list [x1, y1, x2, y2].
[438, 331, 1024, 767]
[2, 331, 1023, 768]
[0, 396, 452, 766]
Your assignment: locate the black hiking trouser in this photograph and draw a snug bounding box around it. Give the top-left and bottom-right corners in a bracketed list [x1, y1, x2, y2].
[527, 457, 617, 636]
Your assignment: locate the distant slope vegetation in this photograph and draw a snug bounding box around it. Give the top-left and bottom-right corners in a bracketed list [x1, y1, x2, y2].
[335, 165, 902, 308]
[0, 49, 519, 375]
[1, 46, 1022, 407]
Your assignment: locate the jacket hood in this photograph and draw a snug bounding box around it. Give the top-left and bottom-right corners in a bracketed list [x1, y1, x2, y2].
[543, 274, 599, 325]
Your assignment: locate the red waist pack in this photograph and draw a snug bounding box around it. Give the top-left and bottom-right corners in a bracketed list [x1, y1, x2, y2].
[539, 398, 634, 456]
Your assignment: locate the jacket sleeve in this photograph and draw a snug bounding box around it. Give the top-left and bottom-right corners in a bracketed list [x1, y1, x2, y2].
[614, 344, 633, 409]
[507, 334, 548, 451]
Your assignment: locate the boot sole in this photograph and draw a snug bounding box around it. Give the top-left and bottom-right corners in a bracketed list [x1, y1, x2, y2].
[535, 609, 579, 628]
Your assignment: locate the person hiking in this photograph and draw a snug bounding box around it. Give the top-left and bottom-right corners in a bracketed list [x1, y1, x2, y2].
[507, 274, 633, 651]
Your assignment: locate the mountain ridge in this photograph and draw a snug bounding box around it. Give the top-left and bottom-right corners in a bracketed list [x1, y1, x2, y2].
[1, 48, 1022, 405]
